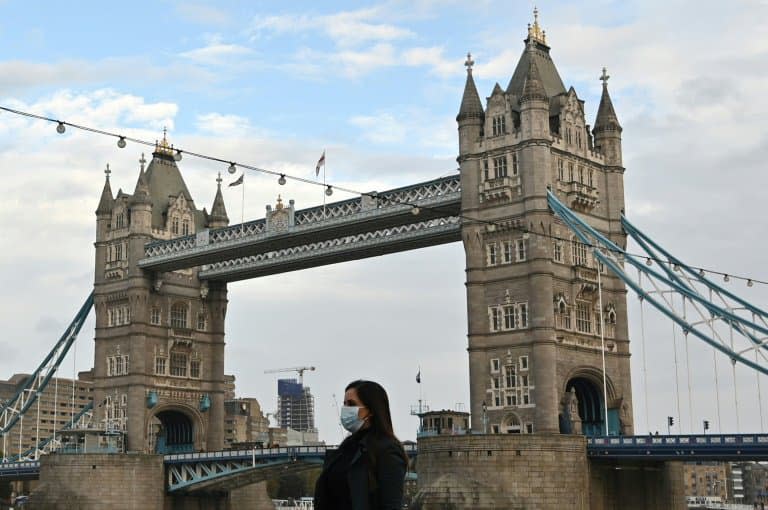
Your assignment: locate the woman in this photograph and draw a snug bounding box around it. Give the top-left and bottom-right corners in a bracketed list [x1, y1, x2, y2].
[314, 380, 408, 510]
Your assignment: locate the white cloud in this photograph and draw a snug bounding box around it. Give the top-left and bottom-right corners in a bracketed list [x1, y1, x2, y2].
[196, 112, 254, 136]
[402, 46, 461, 78]
[179, 42, 254, 66]
[349, 112, 407, 143]
[175, 3, 231, 26]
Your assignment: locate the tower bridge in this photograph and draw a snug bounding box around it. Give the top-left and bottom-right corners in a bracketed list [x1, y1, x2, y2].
[2, 9, 766, 510]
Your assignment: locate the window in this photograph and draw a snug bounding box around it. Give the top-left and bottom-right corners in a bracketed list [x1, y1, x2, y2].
[521, 375, 529, 387]
[578, 166, 584, 183]
[108, 357, 115, 376]
[171, 216, 179, 235]
[553, 241, 563, 263]
[107, 355, 129, 376]
[523, 391, 530, 405]
[506, 395, 513, 406]
[155, 357, 166, 375]
[196, 313, 207, 331]
[492, 115, 506, 136]
[116, 356, 124, 375]
[519, 356, 529, 370]
[572, 238, 588, 266]
[525, 423, 534, 433]
[588, 169, 594, 187]
[491, 359, 500, 372]
[120, 394, 127, 407]
[182, 219, 190, 236]
[170, 352, 188, 377]
[568, 162, 574, 182]
[171, 303, 188, 329]
[494, 396, 501, 407]
[490, 307, 502, 332]
[576, 130, 582, 148]
[503, 241, 513, 263]
[493, 377, 500, 389]
[518, 303, 528, 328]
[557, 159, 564, 181]
[114, 243, 123, 261]
[503, 305, 516, 330]
[487, 243, 498, 266]
[492, 425, 500, 434]
[150, 307, 161, 326]
[505, 367, 516, 388]
[493, 156, 507, 178]
[116, 212, 125, 229]
[515, 239, 527, 262]
[190, 360, 201, 379]
[576, 301, 592, 333]
[511, 152, 519, 176]
[483, 160, 489, 181]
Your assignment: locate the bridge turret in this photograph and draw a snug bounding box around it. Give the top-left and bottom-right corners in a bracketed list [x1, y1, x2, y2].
[207, 173, 229, 229]
[518, 44, 550, 142]
[456, 52, 484, 158]
[129, 153, 153, 235]
[593, 68, 622, 167]
[95, 164, 114, 242]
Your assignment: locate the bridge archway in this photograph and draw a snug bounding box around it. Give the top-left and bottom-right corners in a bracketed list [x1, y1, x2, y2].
[501, 413, 522, 434]
[562, 369, 618, 437]
[147, 405, 204, 454]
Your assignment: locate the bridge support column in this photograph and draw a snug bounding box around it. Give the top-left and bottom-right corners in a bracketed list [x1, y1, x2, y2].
[588, 459, 685, 510]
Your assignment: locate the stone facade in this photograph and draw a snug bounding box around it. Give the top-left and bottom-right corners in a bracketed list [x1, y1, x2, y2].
[457, 9, 632, 437]
[93, 138, 231, 453]
[414, 434, 589, 509]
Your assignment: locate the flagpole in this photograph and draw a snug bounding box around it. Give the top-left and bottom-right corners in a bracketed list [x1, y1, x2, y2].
[322, 148, 327, 219]
[418, 365, 423, 414]
[241, 174, 245, 235]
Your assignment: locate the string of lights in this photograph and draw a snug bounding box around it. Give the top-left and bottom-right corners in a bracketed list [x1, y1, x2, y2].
[1, 103, 765, 288]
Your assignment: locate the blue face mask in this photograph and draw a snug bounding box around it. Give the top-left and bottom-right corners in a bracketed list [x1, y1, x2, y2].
[340, 405, 366, 433]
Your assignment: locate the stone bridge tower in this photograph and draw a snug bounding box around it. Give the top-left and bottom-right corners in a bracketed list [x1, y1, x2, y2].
[93, 135, 230, 453]
[458, 11, 632, 437]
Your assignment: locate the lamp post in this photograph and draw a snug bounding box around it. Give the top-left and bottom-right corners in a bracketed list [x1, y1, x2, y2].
[481, 400, 488, 434]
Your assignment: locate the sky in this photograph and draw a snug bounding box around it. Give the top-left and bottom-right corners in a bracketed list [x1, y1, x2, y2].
[1, 0, 767, 445]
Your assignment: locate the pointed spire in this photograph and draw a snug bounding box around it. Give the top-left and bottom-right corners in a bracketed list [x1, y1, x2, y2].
[130, 156, 152, 206]
[491, 82, 504, 97]
[209, 172, 229, 225]
[457, 52, 484, 122]
[96, 163, 114, 215]
[527, 6, 547, 45]
[594, 67, 622, 132]
[520, 45, 547, 103]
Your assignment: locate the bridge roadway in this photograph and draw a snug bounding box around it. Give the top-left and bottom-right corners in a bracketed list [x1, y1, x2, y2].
[4, 435, 768, 491]
[137, 175, 461, 281]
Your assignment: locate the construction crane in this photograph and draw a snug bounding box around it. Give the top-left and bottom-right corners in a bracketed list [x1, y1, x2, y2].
[264, 366, 316, 385]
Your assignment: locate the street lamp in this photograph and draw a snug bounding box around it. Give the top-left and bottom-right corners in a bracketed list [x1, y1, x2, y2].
[481, 400, 488, 434]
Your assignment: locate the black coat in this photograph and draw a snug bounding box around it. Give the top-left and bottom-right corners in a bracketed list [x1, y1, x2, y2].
[315, 432, 407, 510]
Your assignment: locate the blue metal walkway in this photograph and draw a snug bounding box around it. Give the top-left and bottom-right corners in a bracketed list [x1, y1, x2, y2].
[588, 434, 768, 461]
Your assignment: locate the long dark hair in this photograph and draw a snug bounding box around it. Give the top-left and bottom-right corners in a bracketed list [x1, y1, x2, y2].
[345, 380, 407, 463]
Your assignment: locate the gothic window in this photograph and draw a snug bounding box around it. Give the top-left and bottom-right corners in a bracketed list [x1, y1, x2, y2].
[515, 239, 526, 262]
[108, 357, 115, 376]
[576, 301, 592, 333]
[483, 160, 489, 181]
[150, 307, 161, 326]
[190, 360, 201, 379]
[572, 237, 588, 266]
[522, 390, 531, 405]
[492, 115, 506, 136]
[511, 152, 519, 176]
[578, 166, 584, 183]
[170, 303, 188, 329]
[519, 356, 529, 370]
[182, 218, 190, 236]
[196, 313, 207, 331]
[116, 356, 124, 375]
[155, 357, 166, 375]
[568, 162, 574, 182]
[107, 355, 129, 376]
[170, 351, 188, 377]
[493, 156, 507, 178]
[494, 396, 501, 407]
[557, 159, 564, 181]
[588, 168, 594, 187]
[517, 303, 528, 328]
[506, 394, 513, 406]
[171, 216, 180, 235]
[503, 305, 516, 329]
[489, 307, 502, 332]
[115, 243, 123, 261]
[491, 359, 500, 372]
[576, 130, 582, 148]
[120, 394, 127, 407]
[503, 241, 513, 263]
[521, 374, 529, 387]
[505, 366, 516, 387]
[493, 377, 500, 389]
[116, 212, 125, 229]
[487, 243, 498, 266]
[553, 241, 563, 263]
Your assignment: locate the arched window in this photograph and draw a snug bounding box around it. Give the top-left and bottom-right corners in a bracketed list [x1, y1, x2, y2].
[171, 216, 180, 235]
[182, 219, 190, 236]
[170, 303, 188, 329]
[116, 212, 125, 229]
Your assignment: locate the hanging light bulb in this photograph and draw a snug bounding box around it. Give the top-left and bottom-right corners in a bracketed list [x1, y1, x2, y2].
[117, 136, 127, 148]
[174, 150, 183, 162]
[325, 185, 333, 196]
[699, 268, 706, 277]
[228, 162, 237, 174]
[747, 279, 754, 287]
[411, 206, 420, 215]
[723, 274, 730, 282]
[278, 174, 286, 185]
[673, 264, 680, 272]
[56, 122, 66, 134]
[645, 258, 653, 266]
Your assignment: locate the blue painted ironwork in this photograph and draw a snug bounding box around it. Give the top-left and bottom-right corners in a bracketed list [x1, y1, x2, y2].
[587, 434, 768, 461]
[547, 190, 768, 376]
[0, 293, 94, 435]
[6, 401, 94, 462]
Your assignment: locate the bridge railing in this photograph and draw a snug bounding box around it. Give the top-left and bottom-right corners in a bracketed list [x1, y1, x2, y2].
[588, 433, 768, 447]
